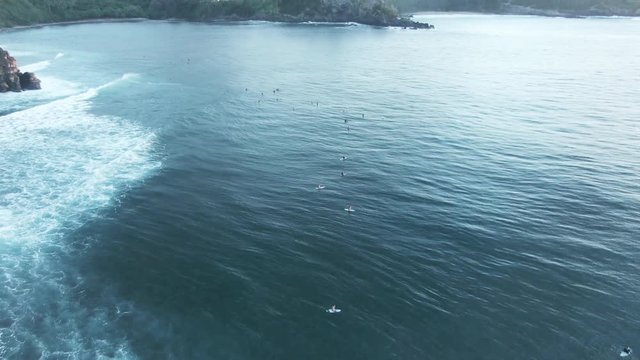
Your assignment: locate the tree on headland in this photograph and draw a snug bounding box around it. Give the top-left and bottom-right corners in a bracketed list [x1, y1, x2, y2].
[0, 0, 411, 27]
[0, 0, 637, 28]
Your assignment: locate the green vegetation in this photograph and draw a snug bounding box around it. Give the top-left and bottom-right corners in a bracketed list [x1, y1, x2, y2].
[0, 0, 637, 29]
[394, 0, 640, 14]
[0, 0, 406, 27]
[0, 0, 147, 27]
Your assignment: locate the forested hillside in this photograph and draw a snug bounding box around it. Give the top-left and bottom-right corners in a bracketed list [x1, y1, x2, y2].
[394, 0, 640, 14]
[0, 0, 638, 28]
[0, 0, 403, 27]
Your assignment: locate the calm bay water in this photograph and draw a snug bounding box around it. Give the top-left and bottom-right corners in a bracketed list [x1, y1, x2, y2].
[1, 14, 639, 359]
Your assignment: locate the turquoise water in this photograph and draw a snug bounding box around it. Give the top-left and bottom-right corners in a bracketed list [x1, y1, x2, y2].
[1, 15, 639, 359]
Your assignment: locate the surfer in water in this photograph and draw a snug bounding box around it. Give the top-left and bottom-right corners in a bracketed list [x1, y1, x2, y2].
[327, 305, 341, 313]
[621, 347, 632, 357]
[341, 156, 347, 161]
[341, 171, 344, 177]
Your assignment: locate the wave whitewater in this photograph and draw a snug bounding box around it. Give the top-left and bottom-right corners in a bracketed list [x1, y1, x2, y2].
[0, 52, 77, 116]
[21, 52, 64, 73]
[0, 74, 159, 359]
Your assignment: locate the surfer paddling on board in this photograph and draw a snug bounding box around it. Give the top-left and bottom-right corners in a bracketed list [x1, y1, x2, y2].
[326, 305, 341, 313]
[621, 347, 632, 357]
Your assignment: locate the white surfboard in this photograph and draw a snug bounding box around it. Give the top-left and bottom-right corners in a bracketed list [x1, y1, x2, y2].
[620, 351, 631, 358]
[345, 207, 355, 212]
[326, 308, 341, 313]
[316, 185, 325, 190]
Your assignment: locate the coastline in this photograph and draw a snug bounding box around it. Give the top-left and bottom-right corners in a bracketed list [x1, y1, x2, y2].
[0, 16, 433, 32]
[408, 9, 639, 19]
[1, 10, 637, 33]
[0, 18, 149, 33]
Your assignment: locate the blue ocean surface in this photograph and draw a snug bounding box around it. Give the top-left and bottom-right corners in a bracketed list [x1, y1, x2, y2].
[1, 14, 639, 359]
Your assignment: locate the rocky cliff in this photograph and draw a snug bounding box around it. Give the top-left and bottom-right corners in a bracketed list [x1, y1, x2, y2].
[0, 48, 41, 92]
[318, 0, 434, 27]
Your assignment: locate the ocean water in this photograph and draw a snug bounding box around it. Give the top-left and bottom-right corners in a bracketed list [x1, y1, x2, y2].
[1, 15, 639, 359]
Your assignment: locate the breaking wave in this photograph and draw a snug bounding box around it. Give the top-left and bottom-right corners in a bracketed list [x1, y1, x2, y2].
[0, 74, 160, 359]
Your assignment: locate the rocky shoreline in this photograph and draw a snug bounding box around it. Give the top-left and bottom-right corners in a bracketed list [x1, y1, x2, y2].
[0, 16, 434, 32]
[243, 13, 435, 29]
[0, 48, 41, 93]
[500, 4, 640, 17]
[0, 18, 149, 33]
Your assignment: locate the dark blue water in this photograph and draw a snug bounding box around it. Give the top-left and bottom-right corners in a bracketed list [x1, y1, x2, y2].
[1, 15, 640, 359]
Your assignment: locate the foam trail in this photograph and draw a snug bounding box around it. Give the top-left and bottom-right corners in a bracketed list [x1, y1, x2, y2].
[21, 60, 51, 72]
[0, 76, 81, 116]
[94, 72, 139, 92]
[0, 72, 148, 241]
[0, 74, 157, 359]
[21, 52, 66, 73]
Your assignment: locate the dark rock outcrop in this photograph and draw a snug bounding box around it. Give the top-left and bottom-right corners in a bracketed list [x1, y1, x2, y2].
[1, 47, 41, 93]
[1, 48, 22, 92]
[19, 72, 41, 90]
[315, 0, 435, 29]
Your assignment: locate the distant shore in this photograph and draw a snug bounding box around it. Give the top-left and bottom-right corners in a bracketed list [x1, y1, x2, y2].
[407, 8, 639, 18]
[501, 4, 639, 17]
[0, 18, 149, 33]
[0, 15, 434, 32]
[1, 10, 637, 33]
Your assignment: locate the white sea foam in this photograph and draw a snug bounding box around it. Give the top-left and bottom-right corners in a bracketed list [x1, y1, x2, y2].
[0, 73, 156, 244]
[20, 60, 51, 72]
[0, 74, 158, 359]
[0, 54, 77, 116]
[21, 51, 65, 73]
[0, 76, 80, 109]
[300, 21, 359, 26]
